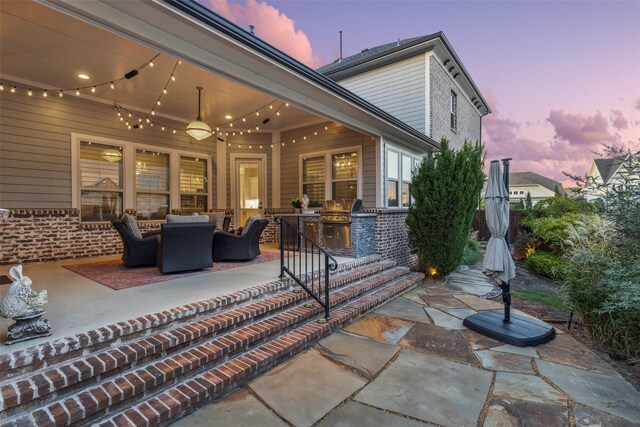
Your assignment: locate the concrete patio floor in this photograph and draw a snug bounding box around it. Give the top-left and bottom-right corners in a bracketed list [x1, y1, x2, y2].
[176, 265, 640, 427]
[0, 245, 353, 353]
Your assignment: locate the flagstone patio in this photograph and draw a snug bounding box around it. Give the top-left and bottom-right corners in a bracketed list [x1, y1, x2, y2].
[174, 264, 640, 427]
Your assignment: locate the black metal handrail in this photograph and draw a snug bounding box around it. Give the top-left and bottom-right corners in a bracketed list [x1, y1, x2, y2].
[277, 217, 338, 321]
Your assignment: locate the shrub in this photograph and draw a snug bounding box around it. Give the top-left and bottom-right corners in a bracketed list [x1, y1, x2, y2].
[406, 139, 484, 277]
[524, 251, 565, 280]
[460, 230, 481, 266]
[561, 146, 640, 358]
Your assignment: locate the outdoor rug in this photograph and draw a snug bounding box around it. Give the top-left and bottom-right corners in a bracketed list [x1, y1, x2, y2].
[63, 251, 282, 290]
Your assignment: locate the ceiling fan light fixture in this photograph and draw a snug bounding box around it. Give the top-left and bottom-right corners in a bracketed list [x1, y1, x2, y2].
[186, 86, 212, 141]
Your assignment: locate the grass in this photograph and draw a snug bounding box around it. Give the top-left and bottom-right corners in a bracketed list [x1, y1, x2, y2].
[512, 288, 572, 313]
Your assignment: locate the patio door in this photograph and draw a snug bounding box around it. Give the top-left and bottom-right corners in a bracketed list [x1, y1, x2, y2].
[232, 155, 266, 228]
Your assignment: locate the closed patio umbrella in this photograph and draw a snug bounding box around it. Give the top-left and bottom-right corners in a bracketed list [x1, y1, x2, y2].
[463, 159, 555, 346]
[483, 161, 516, 287]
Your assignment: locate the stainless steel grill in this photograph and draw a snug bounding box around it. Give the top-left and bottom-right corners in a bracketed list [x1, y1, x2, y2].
[320, 199, 362, 249]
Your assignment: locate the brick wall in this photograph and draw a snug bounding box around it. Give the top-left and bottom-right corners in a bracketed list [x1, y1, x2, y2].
[429, 56, 481, 149]
[372, 209, 417, 268]
[0, 209, 232, 265]
[1, 208, 417, 267]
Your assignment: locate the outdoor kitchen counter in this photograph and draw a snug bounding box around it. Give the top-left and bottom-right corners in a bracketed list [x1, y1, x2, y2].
[278, 212, 376, 258]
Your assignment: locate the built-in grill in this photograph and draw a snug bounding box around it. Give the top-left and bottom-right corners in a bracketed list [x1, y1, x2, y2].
[320, 199, 363, 249]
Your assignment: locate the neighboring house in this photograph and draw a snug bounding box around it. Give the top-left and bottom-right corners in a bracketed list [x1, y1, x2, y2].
[584, 155, 639, 201]
[507, 172, 564, 205]
[0, 1, 489, 265]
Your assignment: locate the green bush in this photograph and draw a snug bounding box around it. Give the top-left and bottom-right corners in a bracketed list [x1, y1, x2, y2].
[406, 139, 484, 277]
[460, 230, 481, 266]
[561, 147, 640, 358]
[524, 251, 565, 280]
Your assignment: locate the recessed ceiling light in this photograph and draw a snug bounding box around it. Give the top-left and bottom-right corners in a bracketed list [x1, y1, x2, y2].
[225, 115, 232, 120]
[78, 73, 90, 80]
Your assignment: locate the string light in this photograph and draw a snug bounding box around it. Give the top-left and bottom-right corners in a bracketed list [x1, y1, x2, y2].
[28, 89, 32, 96]
[59, 90, 64, 97]
[91, 86, 96, 93]
[11, 86, 16, 93]
[110, 82, 115, 89]
[42, 90, 48, 97]
[0, 83, 3, 91]
[76, 89, 80, 96]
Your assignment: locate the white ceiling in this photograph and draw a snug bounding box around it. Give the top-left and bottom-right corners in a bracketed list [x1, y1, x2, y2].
[0, 1, 321, 131]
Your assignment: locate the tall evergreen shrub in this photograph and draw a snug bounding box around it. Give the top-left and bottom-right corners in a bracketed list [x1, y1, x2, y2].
[406, 139, 485, 277]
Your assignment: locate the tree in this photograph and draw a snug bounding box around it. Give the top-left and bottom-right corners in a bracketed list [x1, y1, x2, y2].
[524, 191, 533, 210]
[406, 139, 485, 277]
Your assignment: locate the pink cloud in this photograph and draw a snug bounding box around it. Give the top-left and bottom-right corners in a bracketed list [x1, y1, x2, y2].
[482, 96, 621, 186]
[198, 0, 324, 68]
[610, 110, 629, 130]
[547, 110, 617, 144]
[636, 98, 640, 110]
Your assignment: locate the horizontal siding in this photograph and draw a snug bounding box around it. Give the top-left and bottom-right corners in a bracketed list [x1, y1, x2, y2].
[279, 123, 377, 208]
[0, 84, 217, 208]
[339, 54, 426, 133]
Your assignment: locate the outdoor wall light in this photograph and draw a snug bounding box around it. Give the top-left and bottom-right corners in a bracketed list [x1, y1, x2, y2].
[186, 86, 213, 141]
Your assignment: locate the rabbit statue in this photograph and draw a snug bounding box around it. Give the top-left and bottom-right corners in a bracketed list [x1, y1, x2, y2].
[0, 265, 48, 319]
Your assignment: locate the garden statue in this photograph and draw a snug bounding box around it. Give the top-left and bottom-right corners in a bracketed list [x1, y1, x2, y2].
[0, 265, 52, 344]
[301, 194, 311, 213]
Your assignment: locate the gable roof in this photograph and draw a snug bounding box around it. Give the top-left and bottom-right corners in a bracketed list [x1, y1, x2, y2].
[594, 158, 623, 183]
[317, 32, 490, 116]
[317, 36, 425, 74]
[509, 172, 564, 194]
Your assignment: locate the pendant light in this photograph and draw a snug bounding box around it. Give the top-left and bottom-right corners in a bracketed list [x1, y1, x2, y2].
[186, 86, 212, 140]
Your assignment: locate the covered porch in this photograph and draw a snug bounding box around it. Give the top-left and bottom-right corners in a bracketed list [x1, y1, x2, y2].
[1, 0, 436, 268]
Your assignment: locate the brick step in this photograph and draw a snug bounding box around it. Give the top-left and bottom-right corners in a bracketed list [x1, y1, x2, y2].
[0, 266, 412, 426]
[0, 259, 394, 417]
[0, 255, 382, 381]
[98, 272, 424, 427]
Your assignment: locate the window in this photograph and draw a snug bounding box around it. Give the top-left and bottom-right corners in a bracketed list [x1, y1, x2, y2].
[73, 134, 210, 222]
[299, 147, 361, 205]
[332, 151, 358, 200]
[387, 151, 399, 207]
[402, 155, 412, 207]
[450, 91, 458, 131]
[135, 150, 170, 220]
[79, 141, 123, 222]
[302, 156, 325, 207]
[180, 156, 208, 214]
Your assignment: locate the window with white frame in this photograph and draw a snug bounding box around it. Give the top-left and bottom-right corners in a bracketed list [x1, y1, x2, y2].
[135, 150, 170, 220]
[302, 155, 325, 207]
[300, 147, 361, 205]
[450, 91, 458, 131]
[386, 148, 421, 208]
[74, 135, 210, 222]
[401, 155, 412, 207]
[387, 150, 399, 207]
[79, 141, 123, 222]
[180, 156, 208, 214]
[332, 151, 358, 200]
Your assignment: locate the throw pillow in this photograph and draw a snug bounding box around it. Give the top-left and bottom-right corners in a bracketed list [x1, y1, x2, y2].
[241, 214, 262, 236]
[121, 213, 143, 239]
[200, 212, 226, 231]
[166, 214, 209, 223]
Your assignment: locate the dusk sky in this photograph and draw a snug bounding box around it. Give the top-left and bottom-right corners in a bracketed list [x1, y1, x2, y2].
[201, 0, 640, 186]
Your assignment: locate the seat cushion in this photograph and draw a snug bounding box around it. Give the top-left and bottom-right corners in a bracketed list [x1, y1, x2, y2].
[241, 214, 262, 236]
[200, 211, 226, 231]
[121, 213, 143, 239]
[166, 213, 209, 223]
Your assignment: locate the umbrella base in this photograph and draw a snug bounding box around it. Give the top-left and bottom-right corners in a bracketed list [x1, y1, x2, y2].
[463, 310, 555, 347]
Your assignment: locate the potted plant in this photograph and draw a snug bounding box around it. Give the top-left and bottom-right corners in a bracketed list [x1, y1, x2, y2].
[291, 198, 302, 213]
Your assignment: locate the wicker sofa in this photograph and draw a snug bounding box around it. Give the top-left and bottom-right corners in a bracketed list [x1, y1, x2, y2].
[112, 218, 160, 267]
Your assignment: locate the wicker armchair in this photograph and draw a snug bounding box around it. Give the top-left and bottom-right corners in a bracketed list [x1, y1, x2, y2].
[112, 220, 160, 267]
[212, 219, 269, 261]
[157, 223, 216, 273]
